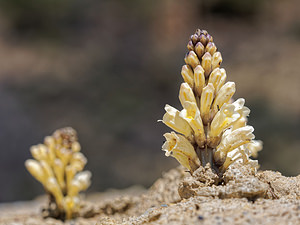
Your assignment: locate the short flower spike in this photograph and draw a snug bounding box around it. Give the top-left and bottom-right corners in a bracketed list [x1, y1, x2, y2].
[161, 29, 262, 174]
[25, 127, 91, 220]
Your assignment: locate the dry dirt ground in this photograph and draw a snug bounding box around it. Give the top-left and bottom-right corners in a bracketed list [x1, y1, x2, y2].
[1, 165, 299, 225]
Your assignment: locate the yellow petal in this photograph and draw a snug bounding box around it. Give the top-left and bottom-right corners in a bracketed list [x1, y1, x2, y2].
[70, 152, 87, 171]
[217, 68, 227, 92]
[211, 81, 235, 116]
[66, 165, 77, 191]
[162, 104, 193, 139]
[68, 171, 91, 197]
[30, 144, 47, 161]
[200, 83, 215, 125]
[180, 101, 205, 147]
[162, 132, 199, 172]
[201, 52, 212, 77]
[194, 65, 205, 96]
[208, 68, 226, 94]
[195, 42, 205, 58]
[25, 159, 46, 185]
[46, 177, 64, 209]
[72, 142, 81, 152]
[40, 160, 54, 179]
[181, 65, 194, 89]
[185, 51, 200, 69]
[209, 103, 240, 143]
[53, 158, 65, 190]
[246, 140, 263, 158]
[205, 42, 217, 56]
[55, 148, 72, 166]
[179, 83, 197, 107]
[211, 51, 222, 70]
[214, 126, 255, 164]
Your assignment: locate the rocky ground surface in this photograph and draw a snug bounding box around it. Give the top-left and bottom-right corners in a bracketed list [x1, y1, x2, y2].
[1, 165, 299, 225]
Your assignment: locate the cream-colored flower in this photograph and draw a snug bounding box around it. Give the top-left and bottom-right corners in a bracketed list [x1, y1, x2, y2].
[162, 132, 200, 172]
[25, 127, 91, 220]
[195, 41, 205, 57]
[214, 126, 255, 164]
[180, 101, 206, 147]
[181, 65, 194, 89]
[211, 81, 235, 116]
[179, 82, 197, 106]
[162, 104, 193, 139]
[201, 52, 212, 77]
[209, 101, 241, 144]
[25, 160, 46, 185]
[211, 51, 222, 70]
[221, 146, 259, 172]
[185, 51, 200, 69]
[208, 68, 226, 95]
[245, 140, 263, 158]
[53, 158, 65, 190]
[205, 42, 217, 55]
[194, 65, 205, 96]
[200, 83, 215, 125]
[46, 177, 64, 208]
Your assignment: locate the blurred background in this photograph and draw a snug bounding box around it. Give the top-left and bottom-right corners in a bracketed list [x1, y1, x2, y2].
[0, 0, 299, 202]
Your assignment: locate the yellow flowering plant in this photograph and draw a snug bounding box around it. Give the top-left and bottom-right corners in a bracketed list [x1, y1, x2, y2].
[161, 29, 262, 174]
[25, 127, 91, 220]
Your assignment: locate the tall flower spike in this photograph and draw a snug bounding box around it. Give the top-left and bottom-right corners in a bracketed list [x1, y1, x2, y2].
[25, 127, 91, 220]
[160, 29, 262, 174]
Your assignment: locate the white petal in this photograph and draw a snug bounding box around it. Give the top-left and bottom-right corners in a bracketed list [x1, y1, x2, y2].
[162, 132, 199, 172]
[246, 140, 263, 158]
[162, 104, 193, 139]
[214, 126, 255, 163]
[209, 103, 240, 142]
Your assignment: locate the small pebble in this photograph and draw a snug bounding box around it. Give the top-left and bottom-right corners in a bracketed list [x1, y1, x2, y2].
[198, 215, 204, 220]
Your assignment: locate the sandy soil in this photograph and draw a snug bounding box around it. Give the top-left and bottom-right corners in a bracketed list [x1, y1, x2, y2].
[1, 165, 299, 225]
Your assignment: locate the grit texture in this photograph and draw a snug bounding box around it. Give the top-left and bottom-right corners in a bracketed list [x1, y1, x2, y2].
[1, 166, 299, 225]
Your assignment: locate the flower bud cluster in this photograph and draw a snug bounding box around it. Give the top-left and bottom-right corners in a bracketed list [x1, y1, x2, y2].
[25, 127, 91, 220]
[161, 29, 262, 173]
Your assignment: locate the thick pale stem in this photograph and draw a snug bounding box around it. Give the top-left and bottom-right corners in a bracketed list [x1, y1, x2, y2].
[196, 146, 214, 168]
[207, 147, 213, 166]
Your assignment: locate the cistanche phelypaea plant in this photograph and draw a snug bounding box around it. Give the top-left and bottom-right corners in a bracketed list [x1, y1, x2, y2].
[25, 127, 91, 220]
[161, 29, 262, 175]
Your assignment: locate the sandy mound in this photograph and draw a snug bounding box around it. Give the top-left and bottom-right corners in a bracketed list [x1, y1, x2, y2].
[1, 166, 299, 225]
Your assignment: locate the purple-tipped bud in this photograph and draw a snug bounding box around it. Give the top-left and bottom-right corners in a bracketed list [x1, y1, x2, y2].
[191, 34, 199, 45]
[199, 34, 208, 46]
[195, 42, 205, 58]
[187, 40, 194, 51]
[206, 42, 217, 56]
[186, 51, 200, 69]
[195, 29, 201, 36]
[206, 34, 213, 42]
[201, 52, 212, 77]
[202, 30, 208, 36]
